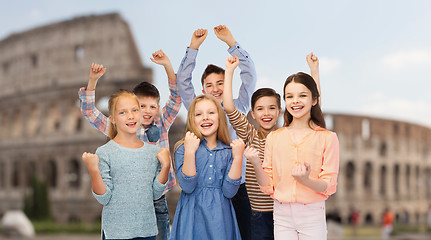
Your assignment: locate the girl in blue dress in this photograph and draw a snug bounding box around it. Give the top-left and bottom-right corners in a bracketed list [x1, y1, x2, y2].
[170, 94, 245, 240]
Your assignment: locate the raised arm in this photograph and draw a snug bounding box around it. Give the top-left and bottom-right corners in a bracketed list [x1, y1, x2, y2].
[150, 50, 181, 130]
[78, 63, 110, 136]
[306, 52, 321, 105]
[223, 55, 240, 113]
[177, 29, 208, 109]
[215, 25, 257, 113]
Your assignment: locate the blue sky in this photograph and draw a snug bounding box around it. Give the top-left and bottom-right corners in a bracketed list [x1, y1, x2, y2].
[2, 0, 431, 127]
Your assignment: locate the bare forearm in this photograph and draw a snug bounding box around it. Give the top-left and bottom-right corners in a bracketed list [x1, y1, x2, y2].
[297, 178, 327, 193]
[182, 151, 197, 176]
[87, 79, 98, 91]
[88, 169, 106, 195]
[228, 157, 242, 180]
[157, 166, 169, 184]
[310, 70, 321, 104]
[223, 69, 235, 113]
[164, 63, 176, 81]
[251, 162, 271, 187]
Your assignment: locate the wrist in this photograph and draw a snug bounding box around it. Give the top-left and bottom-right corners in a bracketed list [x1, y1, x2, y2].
[189, 43, 199, 50]
[226, 40, 236, 48]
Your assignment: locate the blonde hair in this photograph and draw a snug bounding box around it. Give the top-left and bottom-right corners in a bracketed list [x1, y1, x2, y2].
[107, 89, 140, 139]
[173, 95, 230, 169]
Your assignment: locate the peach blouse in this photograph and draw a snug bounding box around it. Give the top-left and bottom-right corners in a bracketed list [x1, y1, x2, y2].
[261, 127, 339, 204]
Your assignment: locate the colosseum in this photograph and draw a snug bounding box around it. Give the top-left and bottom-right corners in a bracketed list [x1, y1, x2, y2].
[0, 13, 155, 223]
[324, 113, 431, 225]
[0, 13, 430, 226]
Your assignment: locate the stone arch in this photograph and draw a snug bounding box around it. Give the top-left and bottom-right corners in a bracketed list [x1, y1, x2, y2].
[0, 160, 5, 188]
[65, 102, 83, 133]
[379, 141, 387, 157]
[45, 159, 57, 188]
[406, 165, 411, 197]
[345, 161, 355, 193]
[27, 105, 41, 136]
[364, 213, 374, 225]
[25, 160, 36, 188]
[394, 164, 400, 197]
[11, 160, 19, 188]
[380, 165, 387, 196]
[46, 103, 61, 133]
[363, 162, 373, 193]
[67, 158, 81, 189]
[425, 168, 431, 198]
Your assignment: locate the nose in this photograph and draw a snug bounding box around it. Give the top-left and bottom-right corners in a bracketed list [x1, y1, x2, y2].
[127, 111, 134, 119]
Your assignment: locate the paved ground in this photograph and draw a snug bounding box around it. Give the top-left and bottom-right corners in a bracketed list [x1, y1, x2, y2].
[1, 233, 431, 240]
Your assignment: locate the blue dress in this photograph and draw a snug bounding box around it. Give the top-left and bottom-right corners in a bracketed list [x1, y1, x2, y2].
[169, 139, 242, 240]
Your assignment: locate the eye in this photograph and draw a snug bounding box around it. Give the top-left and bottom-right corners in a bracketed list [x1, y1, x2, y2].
[285, 96, 293, 99]
[151, 106, 156, 109]
[300, 94, 308, 98]
[119, 111, 125, 115]
[256, 107, 263, 111]
[195, 113, 201, 116]
[132, 109, 139, 112]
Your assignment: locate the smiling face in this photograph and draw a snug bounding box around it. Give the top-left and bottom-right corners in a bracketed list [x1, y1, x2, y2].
[284, 81, 317, 121]
[110, 96, 141, 136]
[251, 96, 281, 131]
[136, 96, 160, 126]
[202, 73, 225, 102]
[193, 99, 219, 140]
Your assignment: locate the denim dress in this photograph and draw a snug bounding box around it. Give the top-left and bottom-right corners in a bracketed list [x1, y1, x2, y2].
[169, 139, 241, 240]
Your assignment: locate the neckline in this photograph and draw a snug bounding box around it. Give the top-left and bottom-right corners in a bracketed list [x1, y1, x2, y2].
[110, 139, 146, 150]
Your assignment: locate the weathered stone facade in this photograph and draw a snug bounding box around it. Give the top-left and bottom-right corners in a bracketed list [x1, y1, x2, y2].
[1, 13, 430, 227]
[0, 13, 153, 223]
[325, 113, 431, 225]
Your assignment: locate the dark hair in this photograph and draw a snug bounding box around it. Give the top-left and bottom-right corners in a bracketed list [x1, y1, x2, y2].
[251, 88, 281, 110]
[132, 81, 160, 102]
[201, 64, 225, 86]
[282, 72, 326, 128]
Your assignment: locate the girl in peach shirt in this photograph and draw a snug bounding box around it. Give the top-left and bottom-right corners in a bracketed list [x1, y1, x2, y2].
[248, 72, 339, 240]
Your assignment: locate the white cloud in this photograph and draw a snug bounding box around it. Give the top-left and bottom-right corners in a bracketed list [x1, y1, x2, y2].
[357, 93, 431, 128]
[380, 48, 431, 72]
[319, 57, 342, 75]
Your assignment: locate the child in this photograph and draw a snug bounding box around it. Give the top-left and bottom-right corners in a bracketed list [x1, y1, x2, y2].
[82, 89, 170, 240]
[177, 25, 256, 239]
[169, 95, 245, 240]
[224, 54, 320, 240]
[251, 70, 339, 240]
[78, 50, 181, 240]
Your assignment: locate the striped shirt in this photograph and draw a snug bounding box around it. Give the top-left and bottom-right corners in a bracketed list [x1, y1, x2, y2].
[226, 108, 273, 212]
[78, 77, 181, 191]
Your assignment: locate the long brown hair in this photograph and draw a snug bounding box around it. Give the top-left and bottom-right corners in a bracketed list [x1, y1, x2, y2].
[173, 95, 230, 170]
[107, 89, 140, 139]
[282, 72, 326, 129]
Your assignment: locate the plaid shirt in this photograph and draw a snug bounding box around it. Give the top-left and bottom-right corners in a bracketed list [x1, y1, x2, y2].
[78, 77, 181, 192]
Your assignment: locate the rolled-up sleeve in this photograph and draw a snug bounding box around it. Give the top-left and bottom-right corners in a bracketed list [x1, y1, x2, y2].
[222, 154, 241, 199]
[92, 150, 113, 205]
[318, 132, 339, 196]
[175, 144, 198, 194]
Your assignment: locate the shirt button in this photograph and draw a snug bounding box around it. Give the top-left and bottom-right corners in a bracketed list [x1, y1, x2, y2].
[210, 153, 213, 156]
[209, 177, 212, 180]
[210, 165, 213, 167]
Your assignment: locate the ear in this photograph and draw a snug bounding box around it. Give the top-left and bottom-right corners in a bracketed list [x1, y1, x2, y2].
[312, 97, 318, 107]
[109, 115, 115, 125]
[278, 108, 282, 117]
[156, 104, 160, 113]
[251, 110, 256, 120]
[202, 89, 206, 94]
